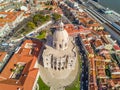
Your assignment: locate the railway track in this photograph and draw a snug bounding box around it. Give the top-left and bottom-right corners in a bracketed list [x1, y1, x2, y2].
[85, 8, 120, 35]
[105, 23, 120, 35]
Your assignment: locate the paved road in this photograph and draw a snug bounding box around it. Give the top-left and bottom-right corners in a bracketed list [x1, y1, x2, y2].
[75, 37, 88, 90]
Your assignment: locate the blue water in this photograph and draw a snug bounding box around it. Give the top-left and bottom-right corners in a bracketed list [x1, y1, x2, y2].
[99, 0, 120, 14]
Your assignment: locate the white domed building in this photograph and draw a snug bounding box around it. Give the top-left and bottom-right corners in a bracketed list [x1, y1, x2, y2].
[42, 21, 77, 74]
[53, 21, 69, 50]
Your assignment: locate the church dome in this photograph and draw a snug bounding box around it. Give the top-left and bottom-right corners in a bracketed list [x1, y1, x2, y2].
[53, 30, 68, 42]
[53, 21, 69, 50]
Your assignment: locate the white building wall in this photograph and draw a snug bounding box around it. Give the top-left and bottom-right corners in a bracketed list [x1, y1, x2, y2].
[43, 55, 51, 68]
[43, 54, 77, 70]
[60, 57, 66, 70]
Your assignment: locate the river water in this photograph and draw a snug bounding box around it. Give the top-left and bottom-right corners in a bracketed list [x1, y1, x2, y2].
[99, 0, 120, 14]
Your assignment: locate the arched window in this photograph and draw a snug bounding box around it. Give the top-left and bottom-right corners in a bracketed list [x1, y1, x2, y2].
[54, 66, 56, 70]
[59, 44, 62, 48]
[54, 43, 56, 47]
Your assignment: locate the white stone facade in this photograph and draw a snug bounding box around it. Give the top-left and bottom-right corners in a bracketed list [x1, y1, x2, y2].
[53, 30, 69, 50]
[44, 54, 52, 68]
[43, 22, 77, 71]
[43, 53, 76, 70]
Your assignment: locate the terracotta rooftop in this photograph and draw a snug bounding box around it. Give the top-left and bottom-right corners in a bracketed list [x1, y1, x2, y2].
[0, 52, 7, 62]
[94, 56, 104, 61]
[94, 39, 103, 48]
[85, 45, 94, 54]
[89, 58, 97, 84]
[108, 80, 115, 87]
[97, 69, 106, 78]
[88, 23, 101, 27]
[113, 44, 120, 51]
[83, 40, 89, 45]
[0, 11, 23, 23]
[64, 24, 85, 35]
[101, 36, 109, 44]
[86, 33, 93, 38]
[0, 39, 42, 90]
[0, 23, 5, 27]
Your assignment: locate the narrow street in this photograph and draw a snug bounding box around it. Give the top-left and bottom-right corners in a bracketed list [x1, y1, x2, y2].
[75, 37, 88, 90]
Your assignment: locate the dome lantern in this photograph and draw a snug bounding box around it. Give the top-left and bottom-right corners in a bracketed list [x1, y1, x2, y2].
[59, 20, 64, 31]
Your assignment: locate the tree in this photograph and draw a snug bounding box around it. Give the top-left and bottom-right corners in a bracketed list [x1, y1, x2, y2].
[38, 15, 50, 24]
[27, 21, 36, 29]
[11, 69, 16, 72]
[36, 30, 46, 39]
[45, 15, 51, 21]
[33, 15, 40, 25]
[52, 13, 61, 21]
[49, 7, 53, 10]
[45, 8, 49, 10]
[33, 14, 51, 26]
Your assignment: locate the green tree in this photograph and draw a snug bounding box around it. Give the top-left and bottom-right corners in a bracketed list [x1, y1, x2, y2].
[45, 15, 51, 21]
[45, 8, 48, 10]
[33, 15, 40, 25]
[36, 30, 46, 39]
[52, 13, 61, 21]
[105, 65, 111, 78]
[49, 7, 53, 10]
[33, 14, 51, 25]
[11, 69, 16, 72]
[27, 21, 36, 29]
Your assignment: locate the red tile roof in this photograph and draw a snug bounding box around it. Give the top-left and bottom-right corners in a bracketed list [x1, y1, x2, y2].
[85, 45, 94, 54]
[0, 40, 42, 90]
[0, 23, 5, 27]
[113, 44, 120, 51]
[0, 52, 7, 62]
[0, 11, 23, 23]
[94, 39, 103, 48]
[64, 24, 87, 36]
